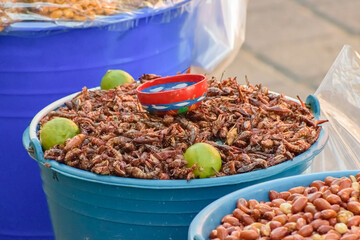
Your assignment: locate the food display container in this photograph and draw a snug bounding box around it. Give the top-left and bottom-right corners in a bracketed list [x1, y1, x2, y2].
[188, 170, 359, 240]
[22, 90, 328, 240]
[1, 1, 199, 239]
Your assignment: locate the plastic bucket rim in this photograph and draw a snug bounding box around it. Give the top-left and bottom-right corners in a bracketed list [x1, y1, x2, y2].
[188, 170, 360, 240]
[5, 0, 193, 32]
[28, 87, 328, 189]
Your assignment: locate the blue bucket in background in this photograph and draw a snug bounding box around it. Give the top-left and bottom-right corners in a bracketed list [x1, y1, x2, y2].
[188, 170, 359, 240]
[22, 92, 327, 240]
[0, 1, 198, 238]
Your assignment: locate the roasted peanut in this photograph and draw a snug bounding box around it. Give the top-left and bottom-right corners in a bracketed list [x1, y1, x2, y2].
[329, 217, 338, 226]
[347, 216, 360, 227]
[269, 220, 282, 230]
[269, 190, 279, 201]
[210, 229, 218, 238]
[240, 214, 255, 225]
[317, 225, 334, 234]
[223, 222, 231, 228]
[311, 180, 325, 190]
[250, 209, 261, 220]
[263, 211, 276, 220]
[304, 203, 317, 214]
[297, 224, 313, 237]
[226, 226, 238, 234]
[240, 229, 258, 240]
[349, 225, 360, 235]
[320, 186, 330, 193]
[292, 197, 308, 213]
[270, 226, 288, 240]
[273, 215, 288, 225]
[250, 222, 263, 230]
[307, 192, 322, 202]
[335, 223, 348, 234]
[292, 234, 306, 240]
[314, 212, 322, 219]
[271, 198, 286, 208]
[347, 201, 360, 214]
[260, 224, 271, 237]
[338, 188, 353, 202]
[282, 236, 295, 240]
[224, 235, 237, 240]
[230, 230, 241, 238]
[322, 189, 333, 199]
[321, 209, 337, 219]
[356, 173, 360, 180]
[289, 186, 306, 194]
[232, 208, 244, 220]
[305, 187, 317, 195]
[284, 222, 297, 231]
[216, 225, 228, 240]
[352, 182, 360, 192]
[237, 199, 251, 214]
[273, 208, 283, 216]
[296, 218, 307, 230]
[339, 178, 352, 190]
[314, 198, 332, 211]
[340, 234, 358, 240]
[324, 232, 341, 240]
[337, 210, 354, 224]
[331, 204, 341, 212]
[222, 215, 240, 226]
[248, 199, 259, 209]
[311, 233, 323, 240]
[340, 202, 348, 209]
[279, 191, 291, 200]
[303, 212, 313, 223]
[326, 194, 342, 205]
[325, 177, 338, 186]
[350, 175, 357, 183]
[289, 213, 303, 222]
[256, 203, 272, 213]
[311, 219, 330, 230]
[288, 193, 303, 202]
[280, 202, 292, 214]
[350, 190, 359, 199]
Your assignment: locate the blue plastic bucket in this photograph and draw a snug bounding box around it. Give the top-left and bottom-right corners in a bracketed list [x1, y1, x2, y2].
[188, 170, 359, 240]
[1, 2, 198, 239]
[22, 92, 327, 240]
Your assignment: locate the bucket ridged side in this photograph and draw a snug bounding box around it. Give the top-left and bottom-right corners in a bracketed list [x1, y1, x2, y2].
[39, 159, 313, 240]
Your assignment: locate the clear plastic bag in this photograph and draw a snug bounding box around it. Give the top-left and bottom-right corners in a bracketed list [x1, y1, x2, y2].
[0, 0, 248, 74]
[191, 0, 248, 73]
[0, 0, 189, 31]
[309, 45, 360, 172]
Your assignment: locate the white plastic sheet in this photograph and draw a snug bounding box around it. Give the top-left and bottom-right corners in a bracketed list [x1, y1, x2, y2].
[309, 45, 360, 172]
[191, 0, 248, 72]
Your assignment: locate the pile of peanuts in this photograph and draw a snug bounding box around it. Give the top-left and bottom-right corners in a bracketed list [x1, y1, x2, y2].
[210, 173, 360, 240]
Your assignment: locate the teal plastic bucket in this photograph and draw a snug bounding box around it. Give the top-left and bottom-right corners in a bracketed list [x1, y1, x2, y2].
[23, 93, 327, 240]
